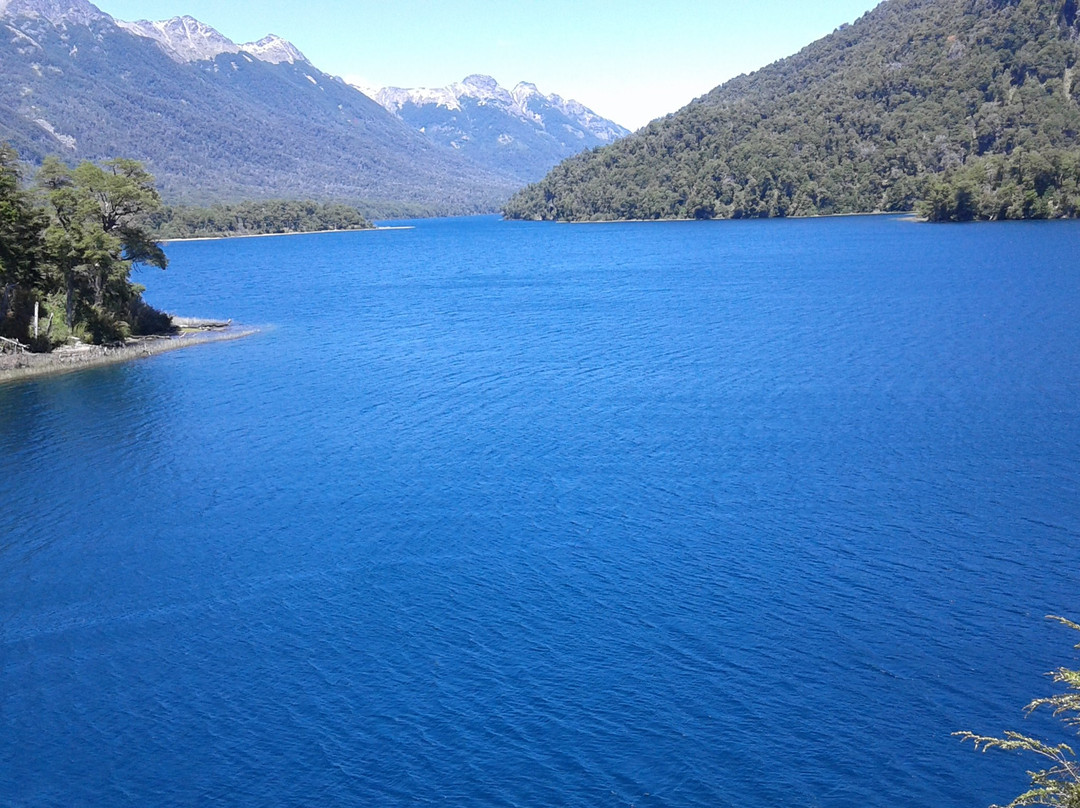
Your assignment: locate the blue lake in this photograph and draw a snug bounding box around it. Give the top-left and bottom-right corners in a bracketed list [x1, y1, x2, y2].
[2, 215, 1079, 807]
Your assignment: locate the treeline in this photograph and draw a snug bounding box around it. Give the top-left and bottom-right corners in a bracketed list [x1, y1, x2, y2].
[150, 200, 373, 240]
[0, 145, 172, 349]
[918, 148, 1080, 221]
[504, 0, 1080, 222]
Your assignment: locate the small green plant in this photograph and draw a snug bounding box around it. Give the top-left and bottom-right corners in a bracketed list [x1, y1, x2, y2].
[956, 617, 1080, 808]
[80, 305, 130, 345]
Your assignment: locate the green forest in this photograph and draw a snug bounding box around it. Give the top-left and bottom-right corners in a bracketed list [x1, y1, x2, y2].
[918, 148, 1080, 221]
[0, 145, 173, 349]
[504, 0, 1080, 222]
[151, 200, 373, 240]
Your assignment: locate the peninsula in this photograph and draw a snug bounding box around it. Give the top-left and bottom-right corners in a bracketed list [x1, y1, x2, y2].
[151, 200, 374, 240]
[0, 148, 251, 380]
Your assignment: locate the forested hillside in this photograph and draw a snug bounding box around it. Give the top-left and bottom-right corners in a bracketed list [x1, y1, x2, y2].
[0, 1, 517, 214]
[504, 0, 1080, 221]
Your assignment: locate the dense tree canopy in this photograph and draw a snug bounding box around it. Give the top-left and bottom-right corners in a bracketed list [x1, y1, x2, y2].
[39, 157, 168, 331]
[0, 144, 46, 335]
[0, 149, 171, 347]
[505, 0, 1080, 222]
[918, 148, 1080, 221]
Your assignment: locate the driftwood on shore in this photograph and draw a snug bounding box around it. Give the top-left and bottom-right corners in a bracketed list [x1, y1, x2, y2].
[171, 317, 232, 330]
[0, 336, 29, 354]
[0, 319, 256, 385]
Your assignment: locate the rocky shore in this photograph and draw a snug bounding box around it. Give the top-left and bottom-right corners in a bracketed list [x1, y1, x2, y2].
[0, 318, 256, 385]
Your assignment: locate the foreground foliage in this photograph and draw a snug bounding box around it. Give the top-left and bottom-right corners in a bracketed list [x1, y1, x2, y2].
[505, 0, 1080, 221]
[0, 145, 171, 347]
[957, 617, 1080, 808]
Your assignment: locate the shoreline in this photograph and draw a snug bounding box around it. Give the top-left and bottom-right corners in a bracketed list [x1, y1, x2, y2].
[0, 324, 257, 385]
[550, 210, 909, 225]
[162, 225, 413, 243]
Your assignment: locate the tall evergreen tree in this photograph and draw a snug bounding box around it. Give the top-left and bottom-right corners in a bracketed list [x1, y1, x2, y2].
[0, 144, 46, 337]
[38, 157, 167, 338]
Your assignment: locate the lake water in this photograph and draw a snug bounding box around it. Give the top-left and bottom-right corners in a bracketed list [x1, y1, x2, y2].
[2, 215, 1079, 807]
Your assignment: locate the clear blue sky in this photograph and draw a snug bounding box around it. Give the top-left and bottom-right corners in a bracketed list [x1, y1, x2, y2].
[96, 0, 883, 130]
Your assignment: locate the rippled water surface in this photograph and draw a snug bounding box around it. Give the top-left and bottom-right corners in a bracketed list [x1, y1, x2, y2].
[2, 215, 1079, 807]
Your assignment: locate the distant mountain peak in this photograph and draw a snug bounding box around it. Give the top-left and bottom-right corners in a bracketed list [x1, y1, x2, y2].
[453, 74, 515, 107]
[116, 14, 306, 65]
[0, 0, 108, 25]
[242, 34, 307, 65]
[117, 15, 240, 62]
[366, 75, 628, 143]
[357, 74, 630, 184]
[512, 81, 540, 97]
[460, 74, 499, 93]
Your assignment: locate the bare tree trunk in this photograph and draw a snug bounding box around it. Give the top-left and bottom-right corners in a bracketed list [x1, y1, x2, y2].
[92, 265, 104, 309]
[0, 282, 13, 329]
[66, 271, 76, 329]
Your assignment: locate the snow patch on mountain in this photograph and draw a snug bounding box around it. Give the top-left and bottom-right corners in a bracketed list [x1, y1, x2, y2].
[0, 0, 107, 26]
[32, 115, 76, 149]
[363, 74, 629, 143]
[117, 16, 238, 62]
[374, 85, 461, 113]
[6, 23, 44, 52]
[527, 88, 629, 143]
[242, 34, 306, 65]
[116, 15, 307, 66]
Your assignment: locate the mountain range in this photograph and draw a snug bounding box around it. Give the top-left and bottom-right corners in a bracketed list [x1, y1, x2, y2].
[505, 0, 1080, 221]
[0, 0, 628, 213]
[362, 75, 629, 184]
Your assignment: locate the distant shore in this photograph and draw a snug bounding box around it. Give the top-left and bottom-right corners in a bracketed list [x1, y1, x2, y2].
[554, 210, 910, 225]
[0, 319, 256, 385]
[162, 225, 413, 243]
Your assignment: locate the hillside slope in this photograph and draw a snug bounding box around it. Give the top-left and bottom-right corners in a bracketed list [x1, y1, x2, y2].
[504, 0, 1080, 221]
[0, 1, 517, 213]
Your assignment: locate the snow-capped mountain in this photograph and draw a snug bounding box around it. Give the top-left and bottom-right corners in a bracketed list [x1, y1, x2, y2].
[509, 81, 628, 145]
[0, 0, 515, 212]
[0, 1, 627, 206]
[116, 15, 307, 65]
[372, 75, 627, 145]
[241, 34, 306, 65]
[362, 74, 630, 183]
